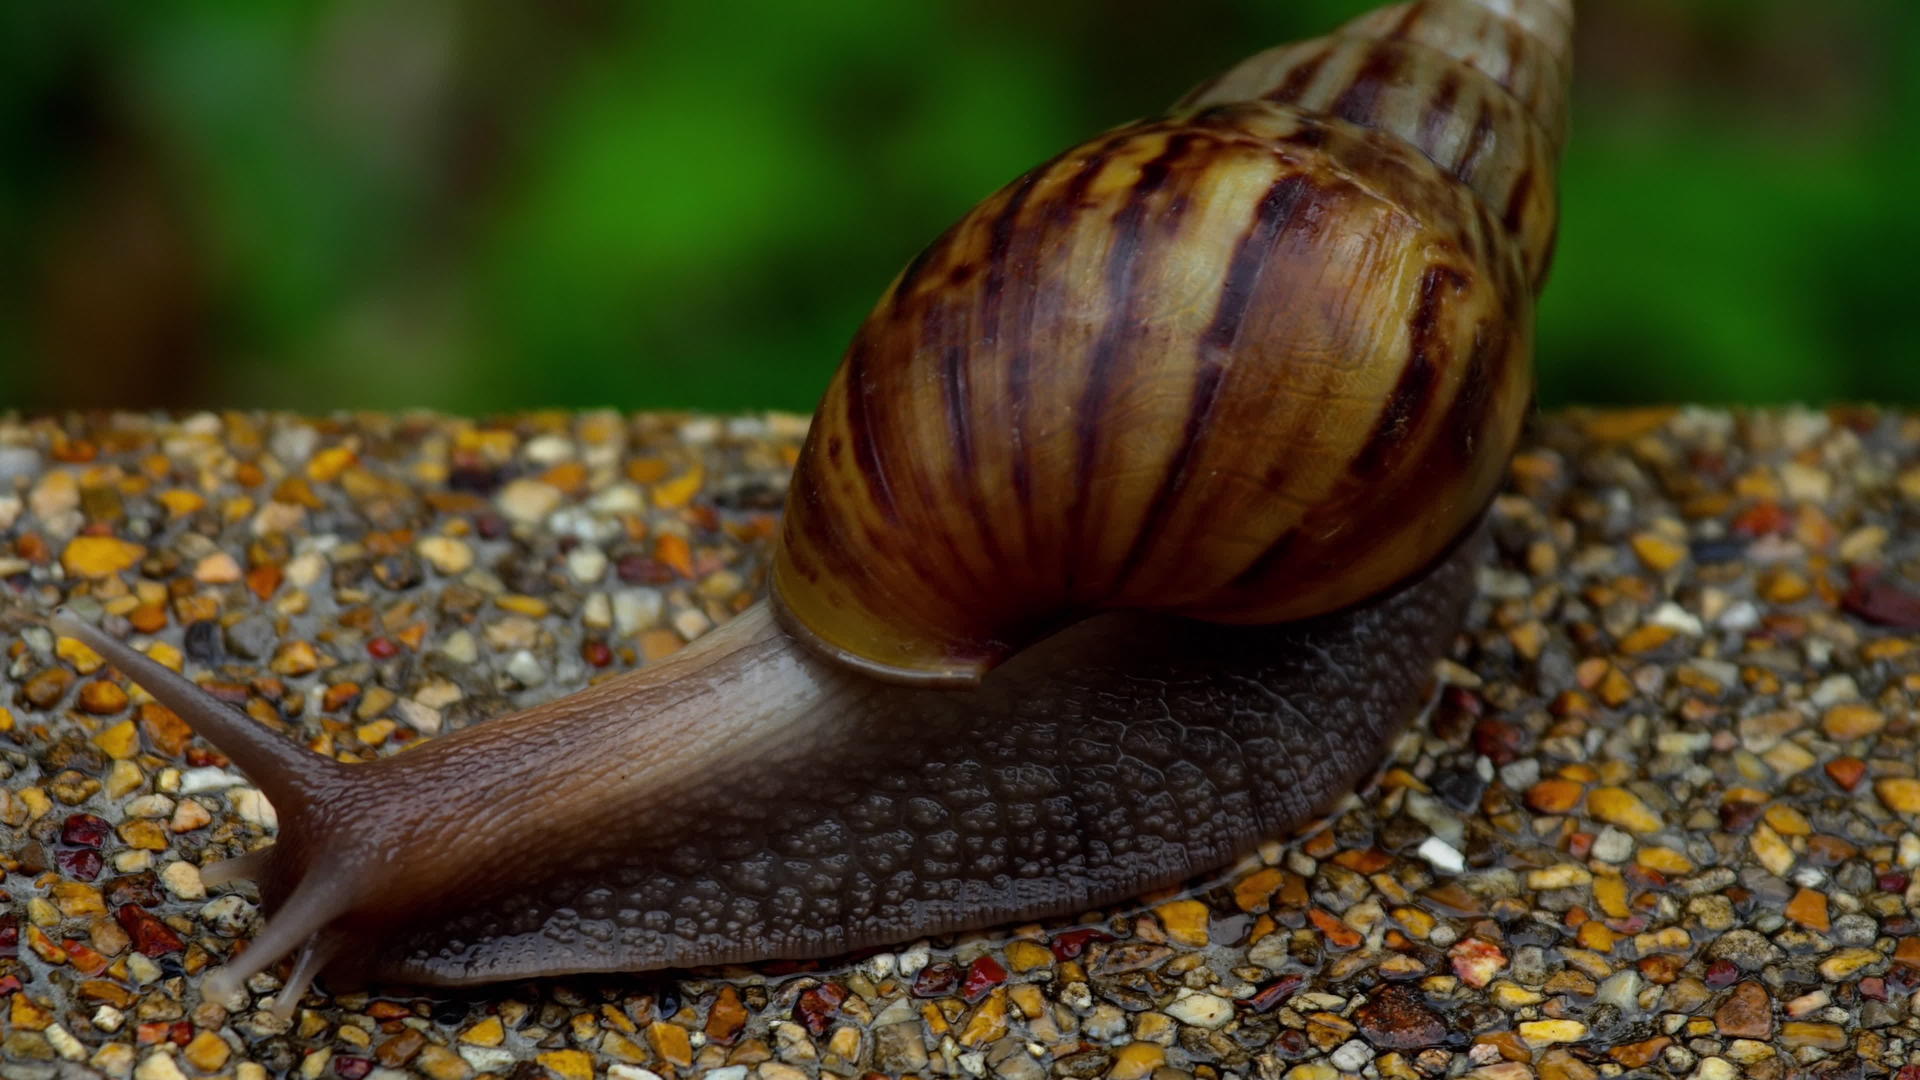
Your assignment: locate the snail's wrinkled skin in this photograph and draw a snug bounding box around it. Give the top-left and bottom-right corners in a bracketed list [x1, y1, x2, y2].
[31, 0, 1569, 1010]
[55, 528, 1479, 992]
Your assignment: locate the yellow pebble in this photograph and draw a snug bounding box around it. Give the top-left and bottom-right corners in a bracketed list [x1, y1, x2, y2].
[459, 1017, 504, 1047]
[56, 637, 105, 674]
[61, 537, 145, 578]
[1588, 787, 1662, 833]
[1630, 533, 1685, 573]
[534, 1050, 593, 1080]
[1875, 778, 1920, 816]
[1108, 1041, 1167, 1080]
[1822, 703, 1885, 740]
[183, 1031, 232, 1072]
[1155, 898, 1212, 947]
[1004, 940, 1054, 972]
[652, 465, 705, 509]
[90, 720, 140, 761]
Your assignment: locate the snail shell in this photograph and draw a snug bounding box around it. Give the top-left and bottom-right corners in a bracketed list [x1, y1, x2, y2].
[774, 0, 1572, 685]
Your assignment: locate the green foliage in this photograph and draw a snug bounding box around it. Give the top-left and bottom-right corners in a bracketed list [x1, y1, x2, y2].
[1, 0, 1914, 412]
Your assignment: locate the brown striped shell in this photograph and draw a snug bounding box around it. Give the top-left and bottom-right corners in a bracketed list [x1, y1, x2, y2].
[772, 0, 1572, 686]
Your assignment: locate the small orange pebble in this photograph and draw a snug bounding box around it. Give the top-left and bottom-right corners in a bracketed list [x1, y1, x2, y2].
[655, 533, 695, 578]
[1786, 887, 1830, 932]
[1307, 908, 1362, 950]
[1826, 757, 1867, 790]
[1525, 778, 1585, 814]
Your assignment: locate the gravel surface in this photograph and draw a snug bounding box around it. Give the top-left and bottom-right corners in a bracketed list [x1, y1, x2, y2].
[3, 407, 1920, 1080]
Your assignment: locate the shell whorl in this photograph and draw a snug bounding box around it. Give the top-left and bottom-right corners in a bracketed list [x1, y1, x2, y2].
[772, 0, 1571, 686]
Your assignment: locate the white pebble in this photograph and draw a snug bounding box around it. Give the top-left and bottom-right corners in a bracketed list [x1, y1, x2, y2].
[568, 545, 608, 584]
[506, 649, 547, 688]
[0, 494, 20, 530]
[671, 607, 711, 641]
[607, 1067, 665, 1080]
[46, 1023, 86, 1061]
[178, 767, 246, 794]
[497, 479, 562, 524]
[524, 434, 575, 465]
[230, 788, 278, 829]
[590, 484, 646, 515]
[1591, 827, 1634, 863]
[134, 1048, 188, 1080]
[439, 629, 479, 665]
[396, 698, 442, 735]
[1417, 836, 1465, 874]
[1810, 674, 1861, 707]
[417, 536, 475, 575]
[1165, 990, 1235, 1029]
[91, 1005, 126, 1033]
[160, 861, 206, 900]
[459, 1047, 518, 1073]
[1648, 601, 1702, 635]
[896, 941, 931, 977]
[1330, 1039, 1374, 1072]
[582, 592, 613, 629]
[284, 552, 327, 588]
[613, 589, 664, 636]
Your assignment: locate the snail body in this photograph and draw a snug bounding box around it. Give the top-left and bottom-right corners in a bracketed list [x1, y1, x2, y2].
[44, 0, 1570, 1004]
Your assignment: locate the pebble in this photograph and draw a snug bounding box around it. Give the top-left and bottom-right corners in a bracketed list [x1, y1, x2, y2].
[497, 479, 563, 524]
[417, 536, 475, 575]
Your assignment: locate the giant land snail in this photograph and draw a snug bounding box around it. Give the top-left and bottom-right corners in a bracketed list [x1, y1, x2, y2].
[33, 0, 1571, 1012]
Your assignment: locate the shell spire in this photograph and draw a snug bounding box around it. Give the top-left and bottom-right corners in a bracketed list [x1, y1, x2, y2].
[1180, 0, 1574, 289]
[772, 0, 1572, 685]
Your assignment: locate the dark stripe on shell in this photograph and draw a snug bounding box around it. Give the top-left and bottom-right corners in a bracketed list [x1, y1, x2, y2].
[1067, 134, 1196, 594]
[1350, 264, 1464, 478]
[842, 340, 901, 526]
[1110, 172, 1315, 592]
[1502, 167, 1535, 233]
[1329, 43, 1402, 128]
[1266, 44, 1336, 105]
[1417, 70, 1465, 162]
[1203, 175, 1314, 349]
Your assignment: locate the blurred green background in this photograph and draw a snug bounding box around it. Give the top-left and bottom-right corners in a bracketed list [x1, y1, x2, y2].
[1, 0, 1915, 415]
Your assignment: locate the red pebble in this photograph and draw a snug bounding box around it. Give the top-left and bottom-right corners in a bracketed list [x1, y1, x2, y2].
[135, 1022, 172, 1046]
[334, 1057, 374, 1080]
[960, 955, 1007, 1002]
[1705, 959, 1740, 988]
[115, 904, 185, 956]
[582, 640, 614, 668]
[910, 961, 958, 998]
[1471, 719, 1525, 764]
[56, 847, 104, 882]
[0, 915, 17, 958]
[794, 982, 848, 1037]
[1048, 928, 1113, 962]
[61, 813, 112, 848]
[1732, 500, 1792, 538]
[367, 637, 399, 659]
[1845, 567, 1920, 629]
[1244, 973, 1306, 1013]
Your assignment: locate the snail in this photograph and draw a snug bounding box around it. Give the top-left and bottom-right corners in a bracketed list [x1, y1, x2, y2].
[39, 0, 1571, 1011]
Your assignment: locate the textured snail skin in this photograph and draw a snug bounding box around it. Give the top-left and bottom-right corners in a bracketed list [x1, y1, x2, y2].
[40, 0, 1568, 1001]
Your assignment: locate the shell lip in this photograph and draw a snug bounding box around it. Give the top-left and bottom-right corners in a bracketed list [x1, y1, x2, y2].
[768, 584, 990, 690]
